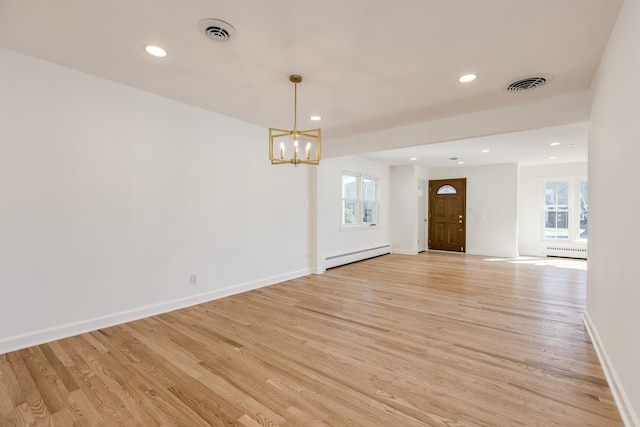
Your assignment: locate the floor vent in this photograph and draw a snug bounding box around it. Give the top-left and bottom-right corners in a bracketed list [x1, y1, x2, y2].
[545, 247, 587, 259]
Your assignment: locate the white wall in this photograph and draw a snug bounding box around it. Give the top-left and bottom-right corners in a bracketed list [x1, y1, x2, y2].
[518, 162, 588, 256]
[587, 0, 640, 424]
[0, 48, 313, 353]
[390, 165, 417, 254]
[429, 163, 519, 257]
[316, 156, 390, 270]
[389, 165, 429, 254]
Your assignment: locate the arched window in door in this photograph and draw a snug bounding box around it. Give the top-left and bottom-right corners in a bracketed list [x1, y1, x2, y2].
[436, 184, 457, 195]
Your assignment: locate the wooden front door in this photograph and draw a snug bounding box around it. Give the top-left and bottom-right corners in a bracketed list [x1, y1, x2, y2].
[428, 178, 466, 252]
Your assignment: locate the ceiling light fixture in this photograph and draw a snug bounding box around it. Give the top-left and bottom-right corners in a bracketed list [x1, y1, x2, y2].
[269, 75, 321, 165]
[481, 149, 490, 153]
[410, 157, 417, 161]
[458, 161, 465, 164]
[144, 45, 167, 58]
[550, 142, 561, 146]
[310, 115, 322, 121]
[458, 74, 477, 83]
[549, 156, 557, 160]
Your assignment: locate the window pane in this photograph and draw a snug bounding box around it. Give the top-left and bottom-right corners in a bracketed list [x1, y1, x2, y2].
[362, 178, 376, 201]
[437, 185, 457, 195]
[363, 201, 377, 224]
[545, 211, 569, 240]
[557, 181, 569, 207]
[343, 201, 358, 225]
[580, 180, 588, 239]
[545, 181, 569, 208]
[342, 175, 357, 199]
[544, 182, 556, 208]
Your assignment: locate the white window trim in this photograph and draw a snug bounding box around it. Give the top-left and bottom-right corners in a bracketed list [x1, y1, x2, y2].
[341, 171, 380, 231]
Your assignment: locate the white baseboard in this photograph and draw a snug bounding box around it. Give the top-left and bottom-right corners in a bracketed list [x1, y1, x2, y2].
[0, 268, 312, 355]
[324, 245, 391, 269]
[584, 312, 639, 427]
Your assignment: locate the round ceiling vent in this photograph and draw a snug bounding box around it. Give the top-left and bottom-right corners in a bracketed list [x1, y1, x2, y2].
[198, 18, 237, 42]
[506, 76, 547, 92]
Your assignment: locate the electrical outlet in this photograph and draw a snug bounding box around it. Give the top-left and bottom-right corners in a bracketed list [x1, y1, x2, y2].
[189, 274, 197, 285]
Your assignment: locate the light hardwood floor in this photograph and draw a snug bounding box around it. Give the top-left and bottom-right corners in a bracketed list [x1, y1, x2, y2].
[0, 252, 623, 426]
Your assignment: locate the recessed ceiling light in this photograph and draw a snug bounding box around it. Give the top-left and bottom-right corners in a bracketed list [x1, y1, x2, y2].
[458, 74, 477, 83]
[144, 45, 167, 58]
[410, 157, 417, 161]
[549, 156, 557, 160]
[550, 142, 561, 146]
[457, 161, 465, 164]
[481, 149, 490, 153]
[310, 115, 322, 121]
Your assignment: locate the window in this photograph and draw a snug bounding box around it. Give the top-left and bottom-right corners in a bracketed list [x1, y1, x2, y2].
[544, 181, 569, 240]
[543, 179, 588, 242]
[362, 177, 378, 225]
[342, 174, 359, 225]
[437, 185, 457, 194]
[579, 180, 588, 239]
[341, 172, 379, 228]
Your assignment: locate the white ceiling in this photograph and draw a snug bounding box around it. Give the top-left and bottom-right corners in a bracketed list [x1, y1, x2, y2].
[0, 0, 622, 166]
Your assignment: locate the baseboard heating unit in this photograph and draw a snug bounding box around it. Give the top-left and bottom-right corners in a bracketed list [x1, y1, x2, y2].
[325, 245, 391, 269]
[545, 246, 588, 259]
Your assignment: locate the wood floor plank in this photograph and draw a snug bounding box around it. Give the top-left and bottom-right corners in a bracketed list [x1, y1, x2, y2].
[0, 252, 624, 426]
[0, 358, 18, 414]
[4, 351, 52, 426]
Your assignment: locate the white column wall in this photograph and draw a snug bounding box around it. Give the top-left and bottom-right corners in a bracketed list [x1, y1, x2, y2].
[387, 165, 429, 255]
[390, 165, 419, 254]
[587, 0, 640, 424]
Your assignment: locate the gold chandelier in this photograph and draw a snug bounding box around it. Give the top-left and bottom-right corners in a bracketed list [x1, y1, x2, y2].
[269, 75, 321, 165]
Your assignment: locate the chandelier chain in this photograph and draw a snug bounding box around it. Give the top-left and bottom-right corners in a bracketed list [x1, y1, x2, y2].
[293, 80, 297, 131]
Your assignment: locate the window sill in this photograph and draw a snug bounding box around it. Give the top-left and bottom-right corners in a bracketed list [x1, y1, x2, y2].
[340, 224, 377, 232]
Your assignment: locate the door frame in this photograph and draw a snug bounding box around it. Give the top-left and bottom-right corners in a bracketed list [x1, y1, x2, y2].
[418, 180, 427, 252]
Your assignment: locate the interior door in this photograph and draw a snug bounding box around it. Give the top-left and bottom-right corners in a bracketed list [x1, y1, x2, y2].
[428, 178, 466, 252]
